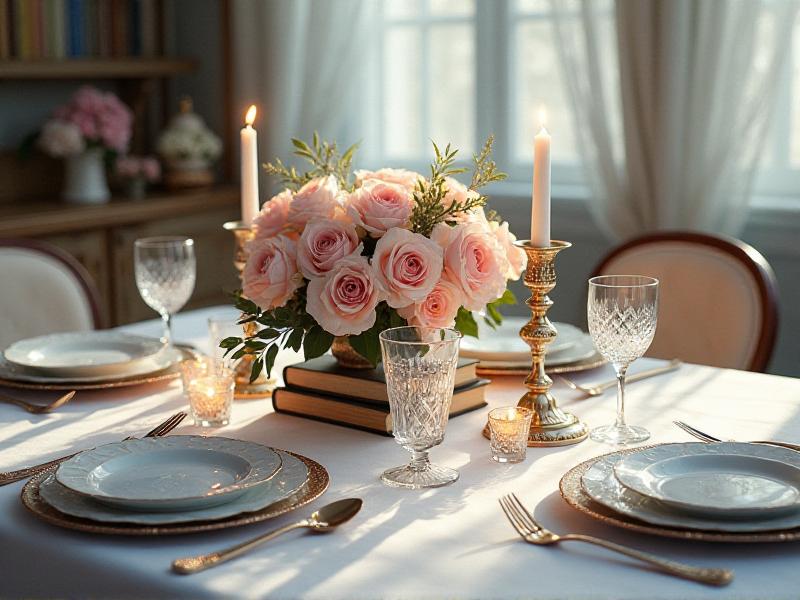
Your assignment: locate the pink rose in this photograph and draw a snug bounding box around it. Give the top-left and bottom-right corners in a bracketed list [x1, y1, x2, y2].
[397, 279, 464, 329]
[373, 228, 443, 308]
[347, 180, 413, 238]
[354, 168, 423, 192]
[490, 220, 527, 280]
[306, 255, 383, 336]
[141, 157, 161, 181]
[242, 236, 303, 310]
[442, 177, 480, 213]
[288, 175, 340, 231]
[297, 219, 362, 278]
[431, 222, 510, 311]
[254, 189, 293, 239]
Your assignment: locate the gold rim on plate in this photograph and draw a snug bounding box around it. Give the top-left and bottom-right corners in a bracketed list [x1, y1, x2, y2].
[559, 446, 800, 543]
[20, 450, 329, 535]
[0, 347, 197, 391]
[476, 352, 607, 377]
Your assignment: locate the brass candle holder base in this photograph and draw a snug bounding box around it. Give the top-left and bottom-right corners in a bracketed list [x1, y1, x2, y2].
[224, 220, 275, 400]
[482, 240, 587, 447]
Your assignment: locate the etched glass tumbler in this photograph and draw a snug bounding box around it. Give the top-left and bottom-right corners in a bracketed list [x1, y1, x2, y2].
[379, 326, 462, 489]
[587, 275, 659, 445]
[134, 237, 196, 346]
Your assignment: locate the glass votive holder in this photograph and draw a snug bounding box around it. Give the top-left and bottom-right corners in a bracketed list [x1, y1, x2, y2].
[179, 356, 213, 395]
[488, 406, 534, 463]
[186, 366, 235, 427]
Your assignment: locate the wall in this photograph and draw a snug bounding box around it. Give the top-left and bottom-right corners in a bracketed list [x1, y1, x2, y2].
[489, 188, 799, 378]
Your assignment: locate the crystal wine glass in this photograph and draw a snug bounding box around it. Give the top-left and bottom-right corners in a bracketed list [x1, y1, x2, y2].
[587, 275, 659, 445]
[379, 326, 462, 489]
[134, 237, 196, 346]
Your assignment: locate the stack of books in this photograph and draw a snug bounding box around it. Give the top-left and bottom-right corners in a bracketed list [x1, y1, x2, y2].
[272, 356, 489, 436]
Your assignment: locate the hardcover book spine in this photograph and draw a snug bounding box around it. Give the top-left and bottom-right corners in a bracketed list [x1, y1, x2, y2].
[67, 0, 82, 57]
[15, 0, 30, 59]
[50, 0, 65, 58]
[0, 0, 10, 59]
[29, 0, 42, 59]
[138, 0, 155, 56]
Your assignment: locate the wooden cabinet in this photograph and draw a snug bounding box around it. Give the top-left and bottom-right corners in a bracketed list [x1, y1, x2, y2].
[0, 186, 241, 326]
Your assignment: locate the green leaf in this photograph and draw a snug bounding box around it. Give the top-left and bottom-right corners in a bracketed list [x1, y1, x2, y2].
[388, 309, 406, 329]
[349, 327, 381, 368]
[231, 348, 247, 360]
[219, 336, 241, 349]
[235, 296, 259, 315]
[303, 325, 334, 359]
[264, 344, 280, 378]
[455, 307, 479, 338]
[256, 328, 280, 340]
[244, 340, 267, 351]
[249, 357, 264, 383]
[285, 327, 304, 352]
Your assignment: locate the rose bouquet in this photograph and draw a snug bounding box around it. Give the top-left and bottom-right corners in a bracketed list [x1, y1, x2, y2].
[224, 135, 526, 380]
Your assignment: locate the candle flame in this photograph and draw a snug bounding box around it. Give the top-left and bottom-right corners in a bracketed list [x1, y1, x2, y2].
[537, 107, 547, 129]
[245, 105, 257, 126]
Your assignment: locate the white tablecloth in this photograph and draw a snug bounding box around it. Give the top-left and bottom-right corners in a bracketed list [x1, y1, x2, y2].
[2, 307, 800, 600]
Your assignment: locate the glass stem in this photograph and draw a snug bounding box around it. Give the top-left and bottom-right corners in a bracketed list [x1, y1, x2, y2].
[410, 450, 430, 472]
[161, 312, 172, 346]
[614, 364, 629, 429]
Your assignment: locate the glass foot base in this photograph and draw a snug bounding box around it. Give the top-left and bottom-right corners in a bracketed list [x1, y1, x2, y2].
[590, 423, 650, 446]
[381, 463, 459, 489]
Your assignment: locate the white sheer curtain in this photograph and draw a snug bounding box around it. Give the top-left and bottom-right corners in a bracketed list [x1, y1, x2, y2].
[232, 0, 374, 194]
[551, 0, 797, 239]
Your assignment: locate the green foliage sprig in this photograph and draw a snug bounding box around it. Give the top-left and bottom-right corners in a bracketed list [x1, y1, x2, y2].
[263, 132, 359, 192]
[410, 135, 507, 237]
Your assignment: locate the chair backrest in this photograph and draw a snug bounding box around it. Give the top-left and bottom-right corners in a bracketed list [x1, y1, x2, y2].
[0, 239, 103, 350]
[592, 232, 779, 372]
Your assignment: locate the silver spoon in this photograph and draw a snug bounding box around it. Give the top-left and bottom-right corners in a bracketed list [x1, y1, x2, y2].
[172, 498, 363, 574]
[0, 390, 75, 414]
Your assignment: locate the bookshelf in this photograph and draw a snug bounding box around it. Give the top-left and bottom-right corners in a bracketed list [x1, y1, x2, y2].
[0, 58, 196, 79]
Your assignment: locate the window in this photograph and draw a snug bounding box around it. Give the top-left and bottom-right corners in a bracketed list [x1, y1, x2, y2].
[754, 11, 800, 198]
[377, 0, 586, 189]
[378, 1, 800, 201]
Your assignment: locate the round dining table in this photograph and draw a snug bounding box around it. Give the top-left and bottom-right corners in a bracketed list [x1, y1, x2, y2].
[1, 306, 799, 599]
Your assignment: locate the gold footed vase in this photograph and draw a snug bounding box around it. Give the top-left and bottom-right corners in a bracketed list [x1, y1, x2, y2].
[483, 240, 587, 446]
[223, 220, 275, 399]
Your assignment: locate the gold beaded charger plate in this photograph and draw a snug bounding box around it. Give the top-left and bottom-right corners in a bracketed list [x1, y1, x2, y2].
[0, 347, 194, 391]
[21, 450, 329, 535]
[476, 352, 607, 377]
[559, 446, 800, 543]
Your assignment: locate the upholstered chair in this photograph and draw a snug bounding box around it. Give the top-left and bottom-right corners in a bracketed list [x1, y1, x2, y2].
[592, 232, 778, 372]
[0, 239, 103, 350]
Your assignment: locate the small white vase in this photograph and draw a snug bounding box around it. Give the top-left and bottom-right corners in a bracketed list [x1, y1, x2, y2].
[63, 148, 111, 205]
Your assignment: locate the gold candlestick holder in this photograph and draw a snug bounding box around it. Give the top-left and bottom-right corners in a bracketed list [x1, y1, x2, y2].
[483, 240, 587, 446]
[223, 220, 275, 399]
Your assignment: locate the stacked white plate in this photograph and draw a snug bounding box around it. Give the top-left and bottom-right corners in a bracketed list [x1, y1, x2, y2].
[0, 331, 184, 385]
[580, 442, 800, 532]
[460, 317, 599, 370]
[39, 436, 311, 525]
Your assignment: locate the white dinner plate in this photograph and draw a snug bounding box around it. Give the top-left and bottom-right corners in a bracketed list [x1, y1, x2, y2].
[4, 332, 165, 378]
[56, 436, 283, 512]
[474, 332, 598, 368]
[613, 442, 800, 519]
[460, 318, 584, 362]
[41, 450, 309, 525]
[0, 346, 183, 384]
[581, 452, 800, 532]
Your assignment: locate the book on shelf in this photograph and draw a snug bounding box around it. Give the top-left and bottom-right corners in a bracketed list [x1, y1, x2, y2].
[4, 0, 158, 59]
[282, 355, 479, 405]
[272, 379, 490, 436]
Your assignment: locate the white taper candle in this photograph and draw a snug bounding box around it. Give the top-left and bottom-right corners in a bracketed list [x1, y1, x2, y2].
[531, 109, 551, 247]
[240, 105, 259, 226]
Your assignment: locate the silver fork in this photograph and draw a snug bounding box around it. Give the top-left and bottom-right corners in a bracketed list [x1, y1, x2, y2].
[673, 420, 800, 452]
[560, 359, 682, 397]
[499, 493, 733, 586]
[0, 411, 187, 486]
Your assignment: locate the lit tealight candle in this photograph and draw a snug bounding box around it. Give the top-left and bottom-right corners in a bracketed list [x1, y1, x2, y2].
[488, 406, 534, 463]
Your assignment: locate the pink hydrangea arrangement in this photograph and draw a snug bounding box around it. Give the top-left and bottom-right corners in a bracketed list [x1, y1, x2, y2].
[37, 86, 133, 158]
[116, 155, 161, 182]
[224, 135, 525, 377]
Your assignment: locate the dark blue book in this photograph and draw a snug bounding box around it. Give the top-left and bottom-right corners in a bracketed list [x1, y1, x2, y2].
[67, 0, 82, 56]
[129, 0, 140, 55]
